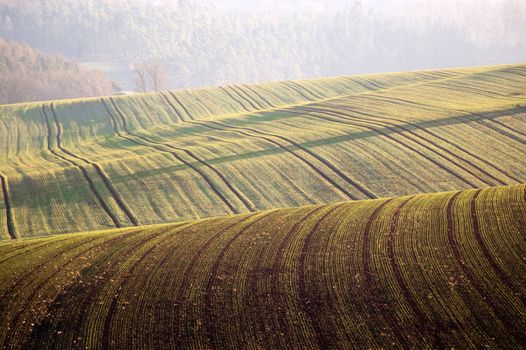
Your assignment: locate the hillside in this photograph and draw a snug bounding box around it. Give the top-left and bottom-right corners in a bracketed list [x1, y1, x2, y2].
[0, 64, 525, 238]
[0, 184, 525, 348]
[0, 37, 115, 104]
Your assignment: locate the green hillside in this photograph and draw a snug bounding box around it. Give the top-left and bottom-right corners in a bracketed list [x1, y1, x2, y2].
[0, 64, 525, 238]
[0, 184, 524, 348]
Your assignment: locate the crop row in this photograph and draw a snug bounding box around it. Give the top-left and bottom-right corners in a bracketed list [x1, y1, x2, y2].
[0, 65, 524, 237]
[0, 184, 525, 348]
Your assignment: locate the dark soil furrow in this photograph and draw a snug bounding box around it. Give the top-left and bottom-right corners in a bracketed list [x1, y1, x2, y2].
[219, 86, 251, 112]
[446, 191, 526, 345]
[470, 190, 526, 306]
[361, 199, 410, 347]
[229, 85, 260, 110]
[202, 211, 276, 349]
[158, 92, 185, 123]
[49, 104, 138, 226]
[40, 106, 120, 227]
[297, 204, 346, 347]
[104, 98, 244, 214]
[0, 174, 15, 239]
[167, 91, 194, 120]
[242, 85, 275, 108]
[291, 107, 478, 188]
[210, 120, 376, 199]
[193, 120, 360, 200]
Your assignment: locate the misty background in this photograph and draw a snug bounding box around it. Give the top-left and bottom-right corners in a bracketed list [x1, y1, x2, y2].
[0, 0, 524, 103]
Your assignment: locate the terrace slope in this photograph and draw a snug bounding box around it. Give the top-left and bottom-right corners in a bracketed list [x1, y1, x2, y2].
[0, 184, 525, 348]
[0, 64, 525, 238]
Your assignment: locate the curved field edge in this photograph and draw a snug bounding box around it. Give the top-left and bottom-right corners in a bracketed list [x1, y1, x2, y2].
[0, 184, 525, 349]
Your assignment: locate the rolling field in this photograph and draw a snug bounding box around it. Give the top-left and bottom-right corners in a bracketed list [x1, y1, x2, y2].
[0, 64, 525, 238]
[0, 184, 525, 348]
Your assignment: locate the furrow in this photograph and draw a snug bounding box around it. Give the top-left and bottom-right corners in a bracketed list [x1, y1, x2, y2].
[5, 229, 146, 349]
[361, 199, 410, 347]
[241, 85, 275, 108]
[387, 197, 447, 348]
[0, 174, 16, 239]
[0, 235, 106, 346]
[487, 118, 526, 138]
[268, 206, 325, 345]
[338, 95, 522, 182]
[288, 80, 324, 99]
[297, 203, 346, 347]
[210, 120, 376, 199]
[158, 91, 184, 123]
[291, 107, 478, 188]
[219, 86, 251, 112]
[49, 103, 138, 226]
[470, 190, 526, 306]
[40, 106, 121, 227]
[104, 98, 247, 214]
[25, 225, 185, 349]
[475, 119, 526, 145]
[434, 81, 512, 98]
[171, 214, 259, 346]
[322, 104, 508, 186]
[446, 191, 526, 345]
[192, 120, 362, 200]
[0, 238, 69, 266]
[351, 76, 386, 91]
[167, 91, 194, 120]
[101, 224, 195, 349]
[353, 94, 526, 148]
[282, 81, 315, 100]
[229, 85, 261, 110]
[202, 211, 277, 349]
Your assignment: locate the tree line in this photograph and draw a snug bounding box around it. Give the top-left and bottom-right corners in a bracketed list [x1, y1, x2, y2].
[0, 37, 116, 104]
[0, 0, 524, 91]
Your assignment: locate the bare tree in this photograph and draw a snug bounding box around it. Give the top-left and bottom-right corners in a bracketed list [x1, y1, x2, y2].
[147, 60, 166, 92]
[134, 61, 148, 92]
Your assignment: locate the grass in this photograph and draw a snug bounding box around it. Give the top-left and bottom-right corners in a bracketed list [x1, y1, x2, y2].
[0, 184, 524, 348]
[0, 64, 525, 348]
[0, 64, 524, 238]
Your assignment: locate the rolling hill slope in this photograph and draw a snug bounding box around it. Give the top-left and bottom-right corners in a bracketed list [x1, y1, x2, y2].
[0, 64, 525, 238]
[0, 184, 525, 348]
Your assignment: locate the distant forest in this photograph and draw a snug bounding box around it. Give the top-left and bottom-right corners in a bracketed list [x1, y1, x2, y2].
[0, 37, 115, 104]
[0, 0, 525, 90]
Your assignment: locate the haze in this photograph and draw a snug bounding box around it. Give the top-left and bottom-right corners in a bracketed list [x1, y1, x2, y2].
[0, 0, 524, 102]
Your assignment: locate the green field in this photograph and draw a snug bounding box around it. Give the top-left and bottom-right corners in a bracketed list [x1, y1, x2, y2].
[1, 64, 526, 348]
[0, 184, 525, 348]
[0, 64, 525, 238]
